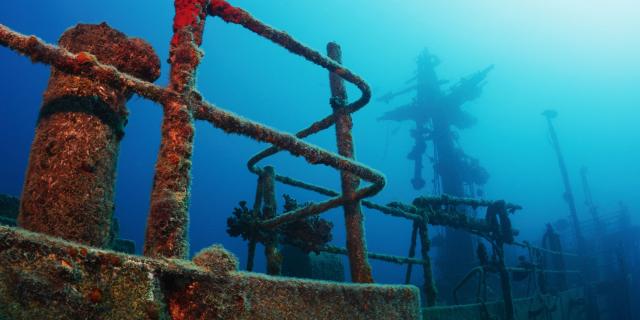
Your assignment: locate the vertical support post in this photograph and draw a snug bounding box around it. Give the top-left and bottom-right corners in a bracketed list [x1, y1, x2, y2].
[246, 239, 257, 271]
[541, 224, 567, 291]
[477, 269, 487, 303]
[246, 173, 265, 271]
[18, 23, 160, 247]
[495, 241, 514, 320]
[404, 220, 419, 284]
[535, 250, 548, 294]
[526, 245, 537, 295]
[262, 166, 282, 275]
[418, 218, 437, 306]
[615, 246, 633, 320]
[144, 0, 209, 259]
[486, 201, 514, 320]
[327, 42, 373, 283]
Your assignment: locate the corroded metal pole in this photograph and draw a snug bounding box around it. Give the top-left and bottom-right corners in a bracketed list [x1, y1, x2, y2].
[322, 245, 429, 265]
[18, 23, 160, 247]
[418, 219, 437, 306]
[143, 0, 209, 259]
[246, 173, 265, 271]
[262, 166, 282, 275]
[327, 42, 373, 283]
[404, 221, 419, 284]
[246, 235, 257, 271]
[496, 242, 514, 320]
[488, 201, 514, 320]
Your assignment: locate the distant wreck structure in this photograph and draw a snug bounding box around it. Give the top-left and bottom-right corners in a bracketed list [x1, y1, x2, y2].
[378, 49, 492, 299]
[378, 49, 491, 193]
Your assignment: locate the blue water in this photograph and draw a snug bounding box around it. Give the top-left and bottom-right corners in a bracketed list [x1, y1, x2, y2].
[1, 0, 638, 286]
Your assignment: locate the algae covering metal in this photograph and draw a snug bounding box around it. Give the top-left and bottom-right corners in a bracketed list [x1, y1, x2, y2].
[0, 226, 421, 319]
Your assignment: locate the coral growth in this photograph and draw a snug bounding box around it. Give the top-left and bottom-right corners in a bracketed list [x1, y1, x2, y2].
[280, 195, 333, 254]
[192, 244, 239, 273]
[226, 195, 334, 255]
[226, 200, 270, 243]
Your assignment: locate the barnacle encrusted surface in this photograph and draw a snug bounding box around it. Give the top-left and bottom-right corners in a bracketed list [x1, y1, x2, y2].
[18, 23, 160, 248]
[0, 226, 421, 319]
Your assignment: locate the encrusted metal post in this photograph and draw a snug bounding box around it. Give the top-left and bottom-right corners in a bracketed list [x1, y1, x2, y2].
[327, 42, 373, 283]
[418, 218, 437, 306]
[143, 0, 209, 259]
[496, 243, 514, 320]
[262, 166, 282, 275]
[404, 221, 419, 284]
[488, 201, 514, 320]
[246, 232, 257, 271]
[246, 173, 265, 271]
[18, 23, 160, 247]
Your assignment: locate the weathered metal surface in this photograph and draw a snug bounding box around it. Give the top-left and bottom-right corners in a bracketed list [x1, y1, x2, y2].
[143, 0, 209, 260]
[0, 226, 421, 320]
[18, 23, 160, 248]
[327, 42, 373, 283]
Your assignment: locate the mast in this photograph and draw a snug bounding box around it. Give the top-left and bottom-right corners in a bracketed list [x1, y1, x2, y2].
[542, 110, 586, 257]
[379, 49, 493, 301]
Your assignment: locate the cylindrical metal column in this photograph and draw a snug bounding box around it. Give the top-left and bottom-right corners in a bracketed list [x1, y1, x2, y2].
[18, 23, 160, 247]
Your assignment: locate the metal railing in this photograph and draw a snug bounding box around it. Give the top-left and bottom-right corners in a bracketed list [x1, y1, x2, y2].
[0, 0, 384, 261]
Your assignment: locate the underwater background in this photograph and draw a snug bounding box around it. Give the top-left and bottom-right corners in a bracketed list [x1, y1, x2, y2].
[0, 0, 638, 287]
